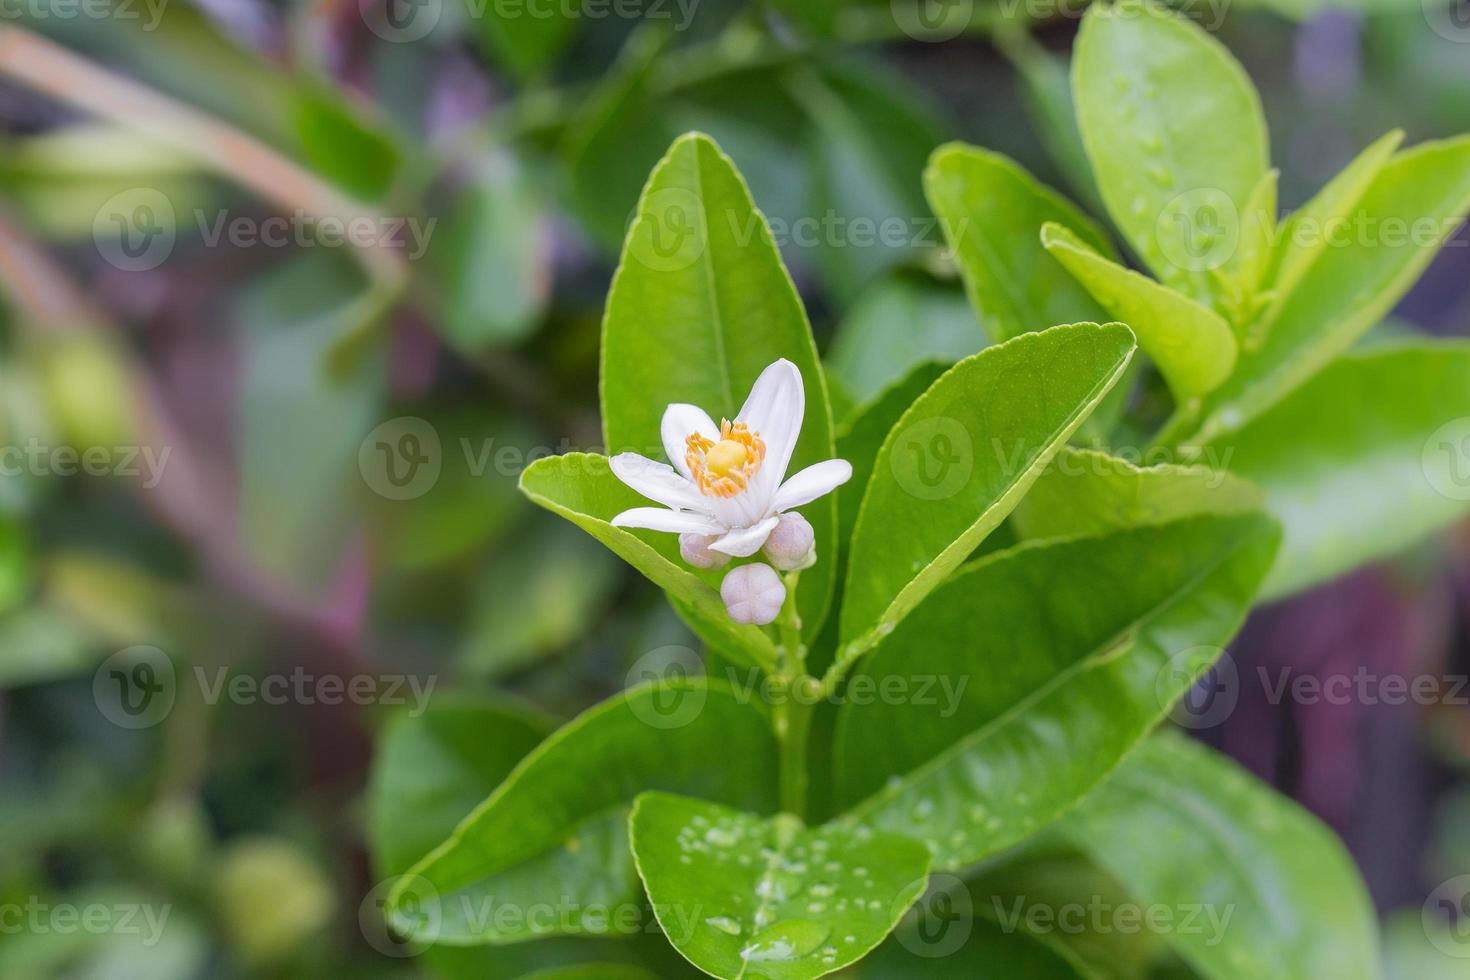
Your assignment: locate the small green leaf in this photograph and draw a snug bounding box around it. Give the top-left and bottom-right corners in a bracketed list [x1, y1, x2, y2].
[519, 453, 778, 669]
[838, 323, 1136, 656]
[1073, 0, 1269, 309]
[1189, 135, 1470, 443]
[389, 680, 778, 944]
[924, 144, 1111, 342]
[837, 513, 1279, 869]
[1203, 341, 1470, 598]
[1265, 130, 1404, 305]
[601, 132, 838, 639]
[1057, 732, 1378, 980]
[1012, 447, 1263, 541]
[368, 696, 556, 877]
[826, 271, 982, 407]
[629, 792, 931, 980]
[1041, 221, 1237, 398]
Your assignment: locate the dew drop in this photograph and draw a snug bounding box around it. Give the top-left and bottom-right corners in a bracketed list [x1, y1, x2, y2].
[740, 919, 830, 963]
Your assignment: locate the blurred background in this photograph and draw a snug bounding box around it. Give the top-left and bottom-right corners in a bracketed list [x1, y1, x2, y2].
[0, 0, 1468, 976]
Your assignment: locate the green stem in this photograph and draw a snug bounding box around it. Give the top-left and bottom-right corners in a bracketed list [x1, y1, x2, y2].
[773, 571, 812, 818]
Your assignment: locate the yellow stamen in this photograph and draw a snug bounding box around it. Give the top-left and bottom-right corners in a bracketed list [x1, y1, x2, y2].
[686, 420, 765, 498]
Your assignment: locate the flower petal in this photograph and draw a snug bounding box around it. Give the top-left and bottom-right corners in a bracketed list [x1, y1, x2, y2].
[609, 452, 706, 511]
[772, 459, 853, 513]
[737, 358, 805, 499]
[611, 507, 723, 535]
[660, 403, 719, 480]
[709, 515, 780, 557]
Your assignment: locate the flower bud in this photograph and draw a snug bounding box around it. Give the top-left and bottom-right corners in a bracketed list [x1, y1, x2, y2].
[680, 532, 731, 569]
[720, 562, 785, 625]
[763, 512, 815, 571]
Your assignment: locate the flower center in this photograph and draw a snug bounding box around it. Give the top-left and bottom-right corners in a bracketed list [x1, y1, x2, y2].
[687, 420, 765, 498]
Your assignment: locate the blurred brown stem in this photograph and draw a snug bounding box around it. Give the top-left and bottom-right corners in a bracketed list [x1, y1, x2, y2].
[0, 23, 407, 293]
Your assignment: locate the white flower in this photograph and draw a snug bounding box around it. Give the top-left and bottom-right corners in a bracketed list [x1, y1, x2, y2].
[609, 359, 852, 559]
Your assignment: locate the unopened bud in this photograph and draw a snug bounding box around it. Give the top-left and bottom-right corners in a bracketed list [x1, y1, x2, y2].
[763, 512, 815, 571]
[680, 532, 731, 569]
[720, 563, 785, 625]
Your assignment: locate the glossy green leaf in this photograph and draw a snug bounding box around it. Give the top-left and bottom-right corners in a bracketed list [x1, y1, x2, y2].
[835, 361, 951, 553]
[1189, 136, 1470, 443]
[924, 144, 1111, 342]
[389, 680, 778, 944]
[1012, 447, 1263, 541]
[1265, 130, 1404, 306]
[368, 696, 557, 877]
[1073, 0, 1269, 309]
[838, 322, 1136, 656]
[629, 792, 931, 979]
[837, 513, 1280, 869]
[1203, 341, 1470, 598]
[826, 271, 982, 407]
[601, 132, 838, 639]
[1057, 732, 1378, 980]
[1041, 222, 1237, 398]
[519, 453, 778, 669]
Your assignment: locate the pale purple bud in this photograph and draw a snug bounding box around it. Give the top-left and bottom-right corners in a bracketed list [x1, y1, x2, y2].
[763, 512, 815, 571]
[680, 532, 731, 569]
[720, 563, 786, 625]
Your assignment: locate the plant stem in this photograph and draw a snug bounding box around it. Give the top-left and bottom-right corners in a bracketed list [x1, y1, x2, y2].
[773, 571, 812, 818]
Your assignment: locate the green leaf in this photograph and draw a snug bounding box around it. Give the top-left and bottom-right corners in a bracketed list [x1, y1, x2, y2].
[1265, 130, 1404, 305]
[519, 453, 778, 669]
[389, 680, 778, 944]
[826, 271, 982, 408]
[1072, 0, 1269, 309]
[1203, 341, 1470, 598]
[1189, 136, 1470, 443]
[924, 144, 1111, 342]
[836, 513, 1280, 869]
[838, 322, 1136, 656]
[1041, 222, 1237, 399]
[290, 84, 401, 201]
[629, 792, 931, 980]
[1012, 447, 1264, 541]
[428, 153, 550, 350]
[1056, 732, 1378, 980]
[368, 696, 557, 877]
[600, 132, 838, 639]
[857, 918, 1088, 978]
